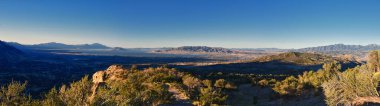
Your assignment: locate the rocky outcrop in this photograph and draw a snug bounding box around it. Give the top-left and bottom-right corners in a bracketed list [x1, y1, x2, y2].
[88, 65, 191, 104]
[89, 65, 128, 102]
[92, 65, 127, 83]
[92, 71, 105, 84]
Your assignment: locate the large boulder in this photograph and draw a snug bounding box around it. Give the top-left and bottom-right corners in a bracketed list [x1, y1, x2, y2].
[92, 71, 105, 84]
[92, 65, 128, 84]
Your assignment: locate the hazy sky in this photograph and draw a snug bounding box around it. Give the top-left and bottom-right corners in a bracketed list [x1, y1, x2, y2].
[1, 0, 380, 48]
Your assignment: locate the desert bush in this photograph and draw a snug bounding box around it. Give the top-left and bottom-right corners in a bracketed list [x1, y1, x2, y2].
[182, 75, 202, 89]
[272, 62, 342, 97]
[40, 88, 64, 106]
[258, 79, 269, 87]
[0, 81, 32, 106]
[322, 65, 379, 106]
[272, 76, 299, 96]
[0, 66, 231, 106]
[214, 79, 227, 88]
[202, 80, 213, 88]
[268, 79, 278, 86]
[298, 71, 320, 90]
[58, 76, 93, 106]
[94, 68, 175, 106]
[196, 80, 228, 106]
[368, 50, 380, 72]
[320, 61, 341, 82]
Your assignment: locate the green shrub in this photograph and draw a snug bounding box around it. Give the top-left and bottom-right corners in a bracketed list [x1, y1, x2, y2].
[0, 81, 32, 106]
[322, 65, 379, 106]
[214, 79, 227, 88]
[197, 81, 228, 106]
[272, 76, 299, 96]
[258, 79, 269, 87]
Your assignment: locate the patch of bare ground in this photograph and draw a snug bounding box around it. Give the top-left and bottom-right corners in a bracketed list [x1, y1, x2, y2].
[353, 96, 380, 106]
[164, 83, 192, 106]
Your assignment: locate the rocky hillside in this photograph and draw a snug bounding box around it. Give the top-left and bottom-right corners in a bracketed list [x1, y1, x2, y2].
[254, 52, 339, 65]
[154, 46, 235, 54]
[0, 40, 25, 63]
[90, 65, 192, 105]
[88, 65, 233, 105]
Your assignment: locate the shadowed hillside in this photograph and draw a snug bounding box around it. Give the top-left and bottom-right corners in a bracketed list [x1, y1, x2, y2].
[185, 52, 360, 75]
[0, 41, 25, 64]
[254, 52, 338, 65]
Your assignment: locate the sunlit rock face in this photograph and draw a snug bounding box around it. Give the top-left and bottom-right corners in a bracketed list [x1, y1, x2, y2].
[92, 65, 128, 83]
[92, 71, 105, 84]
[90, 65, 129, 102]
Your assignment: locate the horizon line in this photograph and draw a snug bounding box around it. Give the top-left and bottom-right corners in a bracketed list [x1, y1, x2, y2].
[2, 40, 380, 49]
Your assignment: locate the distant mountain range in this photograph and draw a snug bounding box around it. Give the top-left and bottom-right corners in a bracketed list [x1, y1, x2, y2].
[7, 42, 111, 50]
[154, 44, 380, 54]
[296, 44, 380, 52]
[0, 41, 25, 63]
[4, 40, 380, 57]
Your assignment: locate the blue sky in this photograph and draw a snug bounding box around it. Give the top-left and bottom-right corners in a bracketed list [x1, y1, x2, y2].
[1, 0, 380, 48]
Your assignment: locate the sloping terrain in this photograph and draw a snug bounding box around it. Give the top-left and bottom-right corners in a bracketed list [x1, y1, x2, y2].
[185, 52, 359, 75]
[0, 40, 25, 63]
[254, 52, 337, 66]
[90, 65, 193, 105]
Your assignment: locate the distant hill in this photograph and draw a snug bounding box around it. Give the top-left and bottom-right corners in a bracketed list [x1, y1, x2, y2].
[154, 46, 235, 54]
[0, 41, 25, 63]
[232, 48, 286, 52]
[188, 52, 359, 74]
[111, 47, 127, 51]
[7, 42, 111, 50]
[294, 44, 380, 60]
[297, 44, 380, 52]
